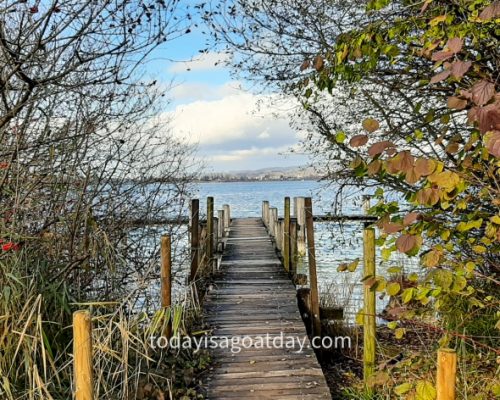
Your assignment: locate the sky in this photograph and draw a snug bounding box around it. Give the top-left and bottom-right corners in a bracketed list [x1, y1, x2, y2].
[145, 18, 309, 173]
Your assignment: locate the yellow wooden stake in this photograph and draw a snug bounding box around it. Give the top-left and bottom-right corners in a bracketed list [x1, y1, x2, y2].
[73, 310, 93, 400]
[363, 227, 376, 384]
[437, 348, 457, 400]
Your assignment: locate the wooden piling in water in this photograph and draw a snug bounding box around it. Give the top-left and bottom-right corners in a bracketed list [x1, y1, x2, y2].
[189, 199, 199, 282]
[437, 348, 457, 400]
[217, 210, 224, 240]
[363, 226, 376, 384]
[304, 197, 321, 340]
[161, 235, 172, 339]
[284, 197, 291, 273]
[207, 197, 214, 269]
[73, 310, 93, 400]
[277, 219, 283, 251]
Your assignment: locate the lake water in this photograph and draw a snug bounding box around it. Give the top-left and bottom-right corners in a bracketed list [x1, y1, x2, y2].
[191, 180, 419, 323]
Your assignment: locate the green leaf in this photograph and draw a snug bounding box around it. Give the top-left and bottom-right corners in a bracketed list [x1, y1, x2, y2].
[394, 382, 413, 395]
[402, 288, 415, 303]
[335, 131, 346, 143]
[387, 282, 401, 296]
[415, 380, 436, 400]
[395, 327, 406, 339]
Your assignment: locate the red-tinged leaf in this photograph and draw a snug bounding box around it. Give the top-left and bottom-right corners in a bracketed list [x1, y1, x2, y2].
[450, 60, 471, 79]
[468, 104, 500, 133]
[350, 134, 368, 147]
[300, 60, 310, 71]
[431, 50, 453, 62]
[405, 167, 422, 184]
[383, 222, 404, 234]
[460, 89, 472, 100]
[447, 96, 467, 110]
[362, 118, 380, 133]
[446, 142, 460, 154]
[471, 80, 495, 106]
[420, 0, 430, 14]
[446, 37, 463, 53]
[415, 158, 436, 176]
[416, 188, 440, 206]
[368, 140, 395, 157]
[430, 70, 451, 84]
[484, 130, 500, 158]
[479, 1, 500, 20]
[396, 234, 417, 253]
[313, 55, 324, 71]
[392, 151, 414, 173]
[403, 212, 421, 226]
[367, 159, 382, 176]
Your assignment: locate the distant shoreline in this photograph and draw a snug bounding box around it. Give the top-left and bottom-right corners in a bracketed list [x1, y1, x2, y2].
[194, 177, 321, 183]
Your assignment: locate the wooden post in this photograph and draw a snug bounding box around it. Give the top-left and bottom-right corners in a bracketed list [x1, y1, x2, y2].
[437, 348, 457, 400]
[276, 219, 283, 251]
[189, 199, 199, 282]
[161, 235, 172, 339]
[213, 216, 219, 260]
[207, 196, 214, 269]
[284, 197, 290, 273]
[304, 197, 321, 340]
[295, 197, 306, 256]
[290, 218, 298, 278]
[363, 226, 376, 384]
[73, 310, 93, 400]
[271, 208, 278, 240]
[223, 204, 230, 234]
[262, 201, 270, 228]
[217, 210, 224, 240]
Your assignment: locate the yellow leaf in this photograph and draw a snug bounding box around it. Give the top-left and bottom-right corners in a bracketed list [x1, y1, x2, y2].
[427, 171, 460, 190]
[430, 15, 447, 26]
[490, 215, 500, 225]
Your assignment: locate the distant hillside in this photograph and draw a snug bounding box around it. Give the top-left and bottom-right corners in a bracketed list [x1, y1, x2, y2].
[198, 166, 321, 182]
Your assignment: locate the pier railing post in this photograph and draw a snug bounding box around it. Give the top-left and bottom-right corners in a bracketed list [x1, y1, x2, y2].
[295, 197, 306, 256]
[262, 201, 270, 228]
[363, 225, 376, 385]
[73, 310, 93, 400]
[161, 235, 172, 339]
[284, 197, 291, 273]
[207, 196, 214, 270]
[189, 199, 199, 282]
[271, 207, 278, 240]
[217, 210, 224, 247]
[304, 197, 321, 340]
[437, 348, 457, 400]
[290, 218, 298, 279]
[223, 204, 230, 235]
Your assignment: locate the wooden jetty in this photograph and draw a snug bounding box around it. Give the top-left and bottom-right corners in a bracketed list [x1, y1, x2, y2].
[203, 217, 331, 399]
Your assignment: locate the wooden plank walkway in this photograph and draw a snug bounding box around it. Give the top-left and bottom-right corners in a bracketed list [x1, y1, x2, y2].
[203, 218, 331, 399]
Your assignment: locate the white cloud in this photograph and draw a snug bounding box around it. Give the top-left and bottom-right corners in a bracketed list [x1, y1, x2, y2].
[168, 52, 231, 74]
[160, 82, 308, 170]
[169, 81, 244, 103]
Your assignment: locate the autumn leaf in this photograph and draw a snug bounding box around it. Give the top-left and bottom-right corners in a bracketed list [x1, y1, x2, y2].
[382, 222, 404, 234]
[313, 55, 324, 71]
[300, 60, 310, 71]
[404, 212, 421, 225]
[391, 151, 414, 173]
[386, 282, 401, 296]
[447, 96, 467, 110]
[415, 380, 436, 400]
[415, 158, 436, 176]
[431, 50, 453, 62]
[427, 171, 460, 190]
[430, 70, 450, 84]
[367, 159, 382, 175]
[484, 130, 500, 158]
[362, 118, 380, 132]
[422, 249, 441, 267]
[368, 140, 394, 157]
[396, 234, 417, 253]
[416, 188, 440, 206]
[446, 37, 463, 53]
[471, 80, 495, 106]
[479, 1, 500, 20]
[349, 134, 368, 147]
[450, 60, 471, 79]
[405, 167, 422, 184]
[468, 104, 500, 133]
[429, 14, 446, 26]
